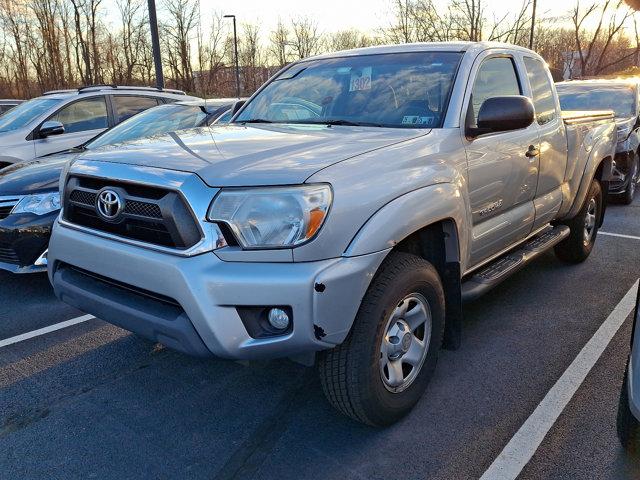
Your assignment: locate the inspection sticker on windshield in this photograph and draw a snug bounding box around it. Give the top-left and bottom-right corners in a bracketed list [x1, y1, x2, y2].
[402, 116, 435, 126]
[350, 67, 372, 92]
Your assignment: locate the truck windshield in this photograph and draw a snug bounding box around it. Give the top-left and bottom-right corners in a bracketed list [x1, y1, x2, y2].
[86, 104, 209, 150]
[236, 51, 463, 128]
[0, 97, 61, 133]
[557, 84, 636, 118]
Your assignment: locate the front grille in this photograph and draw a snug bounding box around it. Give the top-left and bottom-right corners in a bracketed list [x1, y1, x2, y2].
[0, 241, 20, 264]
[69, 189, 162, 219]
[124, 200, 162, 218]
[0, 196, 21, 220]
[69, 189, 96, 206]
[64, 176, 201, 249]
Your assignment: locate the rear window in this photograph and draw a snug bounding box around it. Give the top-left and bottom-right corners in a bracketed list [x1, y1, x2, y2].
[557, 84, 636, 118]
[113, 95, 161, 123]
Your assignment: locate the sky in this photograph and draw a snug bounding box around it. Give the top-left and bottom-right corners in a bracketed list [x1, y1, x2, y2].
[102, 0, 633, 39]
[193, 0, 570, 34]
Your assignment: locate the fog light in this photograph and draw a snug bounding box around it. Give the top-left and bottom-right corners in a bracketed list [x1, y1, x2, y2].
[268, 308, 290, 330]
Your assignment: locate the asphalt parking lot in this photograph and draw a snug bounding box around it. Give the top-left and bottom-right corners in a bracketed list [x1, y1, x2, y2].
[1, 197, 640, 480]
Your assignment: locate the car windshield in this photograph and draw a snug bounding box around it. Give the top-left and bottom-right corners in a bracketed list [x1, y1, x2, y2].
[87, 104, 209, 150]
[557, 84, 637, 118]
[0, 97, 62, 133]
[235, 51, 463, 128]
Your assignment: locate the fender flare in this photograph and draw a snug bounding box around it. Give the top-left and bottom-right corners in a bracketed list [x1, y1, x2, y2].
[344, 182, 469, 263]
[561, 137, 614, 221]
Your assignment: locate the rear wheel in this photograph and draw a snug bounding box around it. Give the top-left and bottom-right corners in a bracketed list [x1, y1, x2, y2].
[622, 153, 639, 205]
[318, 252, 445, 426]
[554, 178, 603, 263]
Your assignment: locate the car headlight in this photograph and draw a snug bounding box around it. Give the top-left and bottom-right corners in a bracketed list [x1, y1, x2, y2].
[13, 192, 61, 215]
[207, 184, 332, 248]
[617, 125, 633, 142]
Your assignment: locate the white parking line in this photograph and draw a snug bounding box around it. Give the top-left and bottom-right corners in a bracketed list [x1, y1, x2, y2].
[0, 314, 95, 349]
[480, 280, 639, 480]
[600, 231, 640, 241]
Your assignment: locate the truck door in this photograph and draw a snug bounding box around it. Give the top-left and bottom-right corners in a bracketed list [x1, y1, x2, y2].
[462, 52, 540, 266]
[522, 56, 567, 230]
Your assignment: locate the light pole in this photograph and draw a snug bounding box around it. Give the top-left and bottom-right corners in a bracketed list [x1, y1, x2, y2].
[224, 14, 241, 98]
[529, 0, 537, 50]
[148, 0, 164, 89]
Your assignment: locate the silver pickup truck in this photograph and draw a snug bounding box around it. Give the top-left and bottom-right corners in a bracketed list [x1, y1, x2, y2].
[48, 42, 616, 426]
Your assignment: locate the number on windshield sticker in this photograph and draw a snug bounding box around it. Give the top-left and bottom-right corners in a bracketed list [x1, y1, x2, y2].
[350, 67, 372, 92]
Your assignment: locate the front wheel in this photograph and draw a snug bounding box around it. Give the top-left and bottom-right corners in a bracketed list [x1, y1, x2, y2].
[554, 178, 603, 264]
[618, 365, 640, 451]
[318, 252, 445, 426]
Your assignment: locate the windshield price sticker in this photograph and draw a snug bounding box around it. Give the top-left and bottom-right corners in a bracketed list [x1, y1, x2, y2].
[402, 115, 435, 126]
[350, 67, 372, 92]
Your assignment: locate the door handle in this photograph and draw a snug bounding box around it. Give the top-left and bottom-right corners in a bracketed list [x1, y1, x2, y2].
[525, 145, 539, 158]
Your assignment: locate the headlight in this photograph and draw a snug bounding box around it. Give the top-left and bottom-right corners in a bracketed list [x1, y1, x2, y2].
[207, 184, 332, 248]
[13, 192, 61, 215]
[617, 125, 632, 142]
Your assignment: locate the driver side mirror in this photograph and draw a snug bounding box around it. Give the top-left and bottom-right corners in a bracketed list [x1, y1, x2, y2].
[39, 120, 65, 138]
[231, 100, 246, 116]
[467, 96, 534, 138]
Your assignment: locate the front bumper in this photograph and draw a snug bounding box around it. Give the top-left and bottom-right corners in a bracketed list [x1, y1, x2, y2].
[48, 221, 388, 360]
[0, 211, 57, 273]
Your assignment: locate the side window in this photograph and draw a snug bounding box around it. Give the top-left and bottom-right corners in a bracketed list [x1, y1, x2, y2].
[113, 96, 160, 123]
[470, 57, 521, 126]
[524, 57, 557, 125]
[48, 97, 108, 134]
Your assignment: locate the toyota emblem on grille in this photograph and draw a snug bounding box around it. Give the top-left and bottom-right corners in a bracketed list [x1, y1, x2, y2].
[96, 189, 124, 221]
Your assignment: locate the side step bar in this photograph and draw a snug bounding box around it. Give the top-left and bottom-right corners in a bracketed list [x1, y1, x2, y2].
[461, 225, 570, 303]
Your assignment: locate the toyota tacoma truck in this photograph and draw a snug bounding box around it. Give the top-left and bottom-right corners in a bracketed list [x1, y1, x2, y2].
[48, 42, 616, 426]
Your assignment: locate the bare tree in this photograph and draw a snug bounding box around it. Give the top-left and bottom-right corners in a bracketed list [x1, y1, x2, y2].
[329, 29, 376, 51]
[572, 0, 638, 76]
[269, 20, 290, 67]
[450, 0, 484, 41]
[290, 17, 323, 60]
[116, 0, 149, 84]
[238, 23, 266, 94]
[161, 0, 198, 91]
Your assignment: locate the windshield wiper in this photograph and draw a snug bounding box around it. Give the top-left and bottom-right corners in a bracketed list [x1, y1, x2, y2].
[295, 119, 386, 127]
[241, 118, 274, 124]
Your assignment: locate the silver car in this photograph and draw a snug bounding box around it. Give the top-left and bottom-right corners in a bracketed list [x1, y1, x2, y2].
[0, 99, 24, 114]
[557, 80, 640, 204]
[0, 85, 198, 168]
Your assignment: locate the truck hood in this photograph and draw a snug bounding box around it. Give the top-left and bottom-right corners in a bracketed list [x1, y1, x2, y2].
[81, 124, 429, 186]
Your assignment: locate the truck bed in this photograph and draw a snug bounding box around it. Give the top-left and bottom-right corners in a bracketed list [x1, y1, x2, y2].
[562, 110, 615, 125]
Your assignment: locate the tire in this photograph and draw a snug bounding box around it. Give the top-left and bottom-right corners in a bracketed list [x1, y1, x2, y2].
[621, 153, 639, 205]
[554, 178, 603, 264]
[318, 251, 445, 426]
[617, 364, 640, 451]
